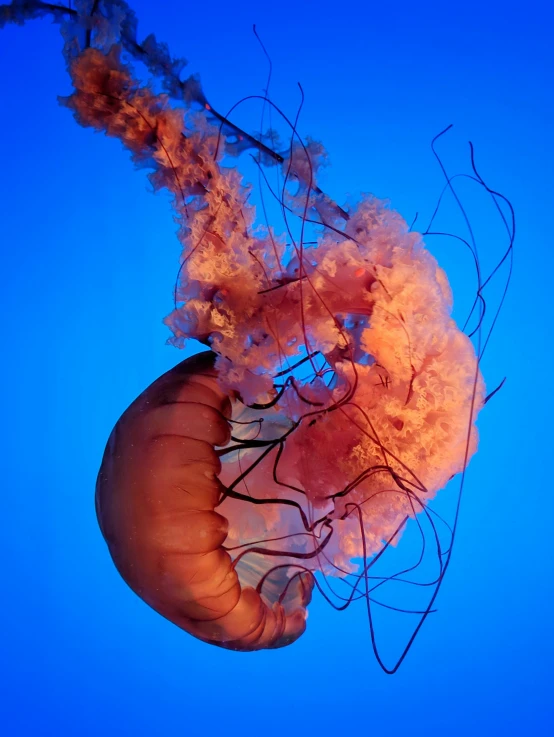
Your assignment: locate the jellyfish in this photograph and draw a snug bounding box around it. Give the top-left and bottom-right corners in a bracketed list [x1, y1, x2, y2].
[2, 0, 513, 670]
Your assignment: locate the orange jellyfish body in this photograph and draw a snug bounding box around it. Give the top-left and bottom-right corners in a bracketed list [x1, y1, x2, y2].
[96, 351, 313, 651]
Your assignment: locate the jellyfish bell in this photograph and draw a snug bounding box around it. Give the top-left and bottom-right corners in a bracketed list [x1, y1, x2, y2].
[95, 351, 314, 650]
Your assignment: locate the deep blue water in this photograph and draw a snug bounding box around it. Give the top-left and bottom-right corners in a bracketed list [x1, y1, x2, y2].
[1, 1, 552, 735]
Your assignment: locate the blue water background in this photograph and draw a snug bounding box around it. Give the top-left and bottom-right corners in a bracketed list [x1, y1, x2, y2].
[1, 0, 552, 734]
